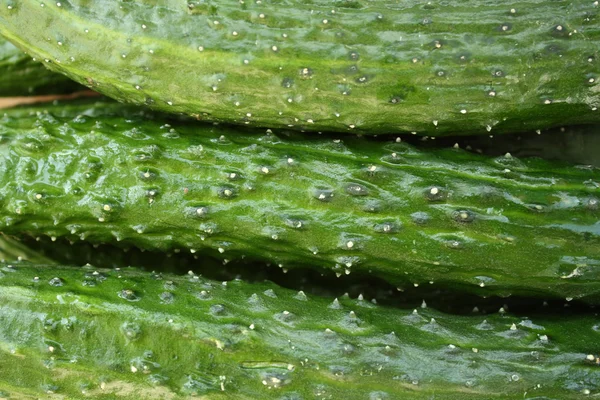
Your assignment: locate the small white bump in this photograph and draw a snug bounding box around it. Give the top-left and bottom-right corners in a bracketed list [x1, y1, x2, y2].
[198, 46, 204, 52]
[218, 247, 225, 253]
[103, 204, 111, 211]
[433, 120, 438, 126]
[346, 241, 354, 249]
[271, 45, 278, 51]
[142, 24, 147, 29]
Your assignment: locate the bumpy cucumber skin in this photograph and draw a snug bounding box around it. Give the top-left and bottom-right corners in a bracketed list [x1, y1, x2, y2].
[1, 1, 599, 135]
[0, 36, 80, 96]
[0, 261, 599, 399]
[0, 101, 599, 303]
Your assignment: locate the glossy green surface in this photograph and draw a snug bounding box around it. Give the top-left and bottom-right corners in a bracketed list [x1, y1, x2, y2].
[0, 101, 599, 303]
[0, 260, 598, 399]
[1, 1, 599, 135]
[0, 35, 80, 96]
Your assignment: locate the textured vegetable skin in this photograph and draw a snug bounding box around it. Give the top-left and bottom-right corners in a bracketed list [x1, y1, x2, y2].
[0, 36, 80, 96]
[0, 101, 599, 303]
[1, 0, 599, 135]
[0, 260, 599, 399]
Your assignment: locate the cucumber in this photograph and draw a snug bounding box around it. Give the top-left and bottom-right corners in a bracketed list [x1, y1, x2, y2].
[1, 1, 599, 135]
[0, 36, 81, 96]
[0, 260, 598, 399]
[0, 100, 599, 303]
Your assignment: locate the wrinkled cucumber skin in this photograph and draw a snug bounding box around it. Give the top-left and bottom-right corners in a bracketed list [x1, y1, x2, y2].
[0, 101, 599, 302]
[0, 261, 598, 399]
[0, 1, 599, 134]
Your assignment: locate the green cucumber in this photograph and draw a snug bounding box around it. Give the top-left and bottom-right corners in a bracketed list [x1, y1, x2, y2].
[0, 35, 81, 96]
[1, 1, 599, 135]
[0, 260, 599, 399]
[0, 100, 599, 303]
